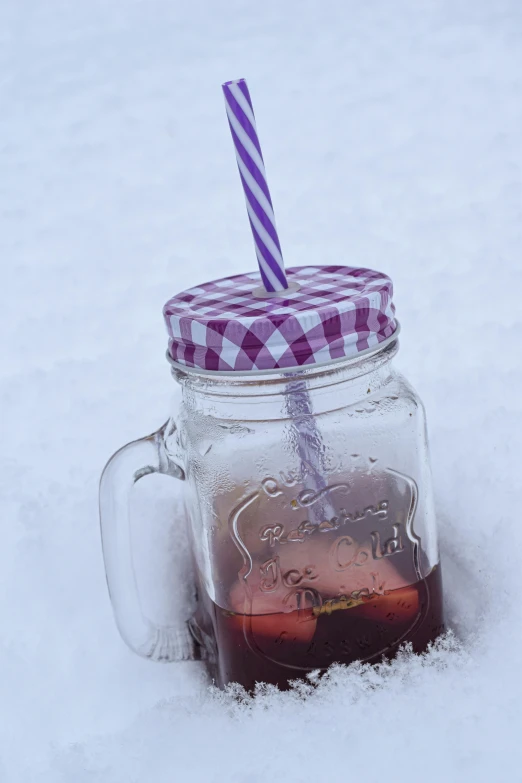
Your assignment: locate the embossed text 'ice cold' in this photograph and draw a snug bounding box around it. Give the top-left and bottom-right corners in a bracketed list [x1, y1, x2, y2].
[256, 479, 405, 596]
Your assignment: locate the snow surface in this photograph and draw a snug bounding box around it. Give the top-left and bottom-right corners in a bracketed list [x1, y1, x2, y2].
[2, 1, 522, 780]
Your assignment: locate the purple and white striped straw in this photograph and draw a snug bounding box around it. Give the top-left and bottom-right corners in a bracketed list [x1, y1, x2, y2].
[222, 78, 288, 293]
[222, 78, 331, 519]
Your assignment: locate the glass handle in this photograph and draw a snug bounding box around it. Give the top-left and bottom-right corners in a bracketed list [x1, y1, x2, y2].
[99, 420, 194, 662]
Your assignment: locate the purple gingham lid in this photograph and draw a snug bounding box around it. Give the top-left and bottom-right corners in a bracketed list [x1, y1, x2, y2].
[163, 265, 397, 373]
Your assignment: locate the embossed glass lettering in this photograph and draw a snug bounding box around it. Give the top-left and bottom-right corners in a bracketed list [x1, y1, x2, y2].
[371, 524, 404, 559]
[259, 557, 280, 591]
[259, 524, 284, 546]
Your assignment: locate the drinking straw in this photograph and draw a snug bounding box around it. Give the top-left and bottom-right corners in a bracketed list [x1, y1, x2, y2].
[283, 376, 336, 524]
[222, 79, 288, 293]
[222, 78, 333, 523]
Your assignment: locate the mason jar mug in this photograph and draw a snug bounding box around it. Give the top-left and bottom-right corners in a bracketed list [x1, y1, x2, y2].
[99, 265, 445, 690]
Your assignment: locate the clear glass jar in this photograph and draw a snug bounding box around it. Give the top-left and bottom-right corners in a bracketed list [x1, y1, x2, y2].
[100, 337, 445, 690]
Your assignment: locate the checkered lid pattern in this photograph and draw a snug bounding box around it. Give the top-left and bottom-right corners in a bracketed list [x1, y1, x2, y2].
[163, 265, 397, 373]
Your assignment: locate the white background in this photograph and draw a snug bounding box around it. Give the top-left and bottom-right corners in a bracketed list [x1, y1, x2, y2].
[1, 1, 521, 780]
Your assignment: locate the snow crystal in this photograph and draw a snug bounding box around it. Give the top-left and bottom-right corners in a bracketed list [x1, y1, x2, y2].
[1, 1, 521, 781]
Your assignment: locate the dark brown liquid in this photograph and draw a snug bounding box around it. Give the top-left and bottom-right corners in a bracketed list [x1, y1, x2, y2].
[191, 566, 445, 691]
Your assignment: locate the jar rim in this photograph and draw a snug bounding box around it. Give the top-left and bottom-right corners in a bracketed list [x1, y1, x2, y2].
[166, 323, 400, 380]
